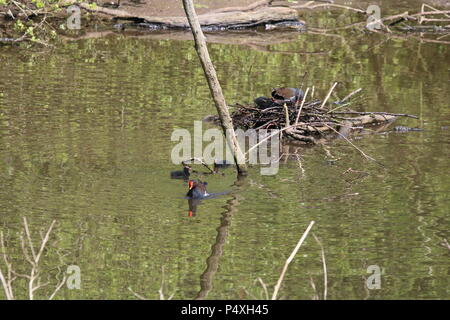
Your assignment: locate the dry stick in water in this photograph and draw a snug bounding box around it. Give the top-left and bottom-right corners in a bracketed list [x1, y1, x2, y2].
[295, 87, 310, 124]
[257, 277, 270, 300]
[313, 233, 327, 300]
[272, 221, 315, 300]
[340, 88, 362, 104]
[22, 217, 57, 300]
[0, 232, 15, 300]
[322, 123, 382, 166]
[330, 111, 418, 119]
[1, 218, 65, 300]
[245, 121, 313, 157]
[182, 0, 248, 176]
[320, 82, 338, 109]
[284, 103, 290, 128]
[182, 157, 215, 174]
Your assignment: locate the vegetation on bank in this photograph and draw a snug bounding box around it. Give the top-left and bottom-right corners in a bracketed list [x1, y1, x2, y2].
[0, 0, 97, 45]
[2, 1, 450, 47]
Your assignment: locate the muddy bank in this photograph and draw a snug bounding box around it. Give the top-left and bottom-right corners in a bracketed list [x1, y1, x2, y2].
[2, 0, 450, 45]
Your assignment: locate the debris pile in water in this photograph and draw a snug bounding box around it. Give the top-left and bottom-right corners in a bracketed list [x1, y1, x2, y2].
[225, 86, 417, 144]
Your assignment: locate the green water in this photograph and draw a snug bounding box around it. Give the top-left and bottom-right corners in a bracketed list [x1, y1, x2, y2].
[0, 6, 449, 300]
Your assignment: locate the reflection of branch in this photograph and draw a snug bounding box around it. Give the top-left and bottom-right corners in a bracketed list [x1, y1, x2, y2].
[272, 221, 315, 300]
[128, 287, 147, 300]
[322, 123, 381, 166]
[442, 239, 450, 251]
[313, 233, 327, 300]
[195, 178, 245, 299]
[182, 157, 215, 174]
[128, 266, 176, 300]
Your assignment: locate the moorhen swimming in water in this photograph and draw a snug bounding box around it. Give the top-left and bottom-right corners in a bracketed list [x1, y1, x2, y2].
[186, 180, 209, 199]
[170, 165, 192, 179]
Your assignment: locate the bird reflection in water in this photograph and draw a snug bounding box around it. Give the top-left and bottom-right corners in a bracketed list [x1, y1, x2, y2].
[185, 180, 228, 217]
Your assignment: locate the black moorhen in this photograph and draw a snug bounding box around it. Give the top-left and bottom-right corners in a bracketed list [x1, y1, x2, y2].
[170, 165, 192, 179]
[271, 87, 304, 106]
[254, 87, 304, 109]
[186, 180, 209, 199]
[254, 96, 276, 109]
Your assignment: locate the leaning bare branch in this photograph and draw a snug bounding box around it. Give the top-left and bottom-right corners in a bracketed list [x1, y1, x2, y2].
[320, 82, 338, 109]
[340, 88, 363, 104]
[272, 221, 315, 300]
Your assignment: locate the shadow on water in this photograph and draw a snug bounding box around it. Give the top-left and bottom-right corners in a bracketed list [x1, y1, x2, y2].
[0, 2, 449, 298]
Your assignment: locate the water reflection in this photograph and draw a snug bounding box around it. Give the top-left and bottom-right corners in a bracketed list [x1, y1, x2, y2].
[0, 11, 448, 298]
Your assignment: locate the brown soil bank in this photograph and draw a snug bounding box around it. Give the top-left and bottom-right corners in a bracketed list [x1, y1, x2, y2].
[102, 0, 265, 17]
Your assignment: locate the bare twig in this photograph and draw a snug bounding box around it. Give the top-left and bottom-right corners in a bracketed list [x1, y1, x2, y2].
[442, 239, 450, 251]
[272, 221, 315, 300]
[1, 218, 63, 300]
[330, 111, 418, 119]
[295, 87, 310, 125]
[257, 277, 269, 300]
[313, 233, 327, 300]
[310, 276, 319, 300]
[128, 287, 148, 300]
[182, 157, 215, 174]
[22, 217, 56, 300]
[284, 103, 290, 128]
[322, 123, 382, 166]
[0, 232, 15, 300]
[320, 82, 338, 109]
[340, 88, 362, 104]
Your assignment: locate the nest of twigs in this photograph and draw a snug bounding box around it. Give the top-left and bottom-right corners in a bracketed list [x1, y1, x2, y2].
[227, 87, 417, 144]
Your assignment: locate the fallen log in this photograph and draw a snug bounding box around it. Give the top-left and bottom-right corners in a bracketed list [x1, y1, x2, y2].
[73, 3, 302, 30]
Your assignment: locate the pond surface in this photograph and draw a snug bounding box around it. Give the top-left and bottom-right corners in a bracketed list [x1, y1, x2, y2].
[0, 3, 449, 299]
